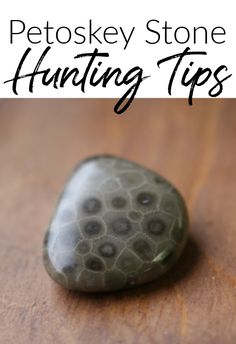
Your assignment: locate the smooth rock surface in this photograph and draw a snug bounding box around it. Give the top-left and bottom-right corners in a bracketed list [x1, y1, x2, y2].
[43, 155, 188, 292]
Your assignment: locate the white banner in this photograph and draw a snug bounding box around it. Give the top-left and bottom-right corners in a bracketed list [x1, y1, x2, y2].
[0, 0, 235, 113]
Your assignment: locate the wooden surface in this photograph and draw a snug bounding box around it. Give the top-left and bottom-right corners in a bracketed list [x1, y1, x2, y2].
[0, 99, 236, 344]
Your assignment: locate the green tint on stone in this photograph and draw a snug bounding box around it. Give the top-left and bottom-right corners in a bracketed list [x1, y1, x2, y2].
[43, 155, 188, 292]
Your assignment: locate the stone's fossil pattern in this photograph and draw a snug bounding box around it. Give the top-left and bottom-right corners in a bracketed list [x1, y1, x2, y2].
[43, 156, 188, 292]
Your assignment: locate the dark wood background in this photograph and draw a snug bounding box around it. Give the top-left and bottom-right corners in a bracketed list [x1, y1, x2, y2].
[0, 99, 236, 344]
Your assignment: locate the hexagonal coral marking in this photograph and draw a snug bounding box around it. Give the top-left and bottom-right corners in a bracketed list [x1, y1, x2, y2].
[142, 211, 174, 242]
[99, 242, 117, 258]
[79, 217, 106, 239]
[117, 171, 144, 189]
[127, 233, 156, 262]
[75, 240, 91, 255]
[92, 235, 124, 269]
[103, 211, 139, 241]
[76, 190, 105, 219]
[116, 248, 142, 273]
[112, 218, 131, 234]
[104, 189, 131, 211]
[130, 184, 159, 214]
[83, 197, 102, 214]
[100, 178, 120, 192]
[84, 254, 106, 272]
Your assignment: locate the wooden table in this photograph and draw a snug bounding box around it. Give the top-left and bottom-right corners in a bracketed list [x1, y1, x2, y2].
[0, 99, 236, 344]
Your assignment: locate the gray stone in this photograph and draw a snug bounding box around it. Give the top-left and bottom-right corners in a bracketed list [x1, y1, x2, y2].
[43, 155, 188, 292]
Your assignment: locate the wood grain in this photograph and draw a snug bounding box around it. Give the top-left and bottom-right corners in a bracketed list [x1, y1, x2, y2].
[0, 99, 236, 344]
